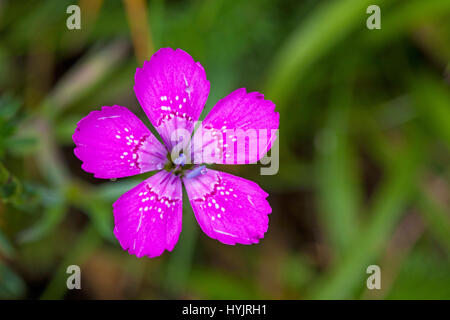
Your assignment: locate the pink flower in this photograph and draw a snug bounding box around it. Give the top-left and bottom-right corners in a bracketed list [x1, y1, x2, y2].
[73, 48, 279, 258]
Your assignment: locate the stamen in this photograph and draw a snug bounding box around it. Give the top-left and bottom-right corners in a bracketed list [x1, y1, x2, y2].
[173, 153, 186, 166]
[185, 165, 207, 179]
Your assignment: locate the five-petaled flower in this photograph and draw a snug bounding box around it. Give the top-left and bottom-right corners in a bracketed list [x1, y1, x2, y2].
[73, 48, 279, 258]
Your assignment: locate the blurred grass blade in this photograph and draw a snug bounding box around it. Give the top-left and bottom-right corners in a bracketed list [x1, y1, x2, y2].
[412, 75, 450, 149]
[281, 254, 315, 293]
[17, 204, 66, 243]
[0, 94, 21, 119]
[265, 0, 378, 107]
[0, 229, 15, 259]
[43, 40, 130, 118]
[0, 161, 23, 205]
[310, 135, 424, 299]
[315, 60, 361, 255]
[40, 224, 101, 299]
[0, 263, 26, 298]
[33, 119, 69, 187]
[97, 179, 142, 202]
[80, 200, 114, 242]
[123, 0, 153, 62]
[164, 188, 198, 296]
[367, 0, 450, 45]
[384, 246, 450, 299]
[68, 185, 115, 242]
[416, 191, 450, 252]
[316, 107, 361, 255]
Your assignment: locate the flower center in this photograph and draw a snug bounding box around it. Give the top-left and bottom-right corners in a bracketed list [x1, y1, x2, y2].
[163, 151, 199, 177]
[173, 153, 186, 166]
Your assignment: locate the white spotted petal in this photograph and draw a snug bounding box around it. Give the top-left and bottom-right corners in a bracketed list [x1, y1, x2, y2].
[183, 168, 271, 245]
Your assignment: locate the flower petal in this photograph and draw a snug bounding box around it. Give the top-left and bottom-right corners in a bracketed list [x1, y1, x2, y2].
[191, 88, 279, 164]
[183, 168, 271, 245]
[113, 170, 183, 258]
[73, 106, 167, 179]
[134, 48, 210, 150]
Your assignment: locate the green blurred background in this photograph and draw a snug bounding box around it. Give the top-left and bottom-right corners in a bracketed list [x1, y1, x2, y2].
[1, 0, 450, 299]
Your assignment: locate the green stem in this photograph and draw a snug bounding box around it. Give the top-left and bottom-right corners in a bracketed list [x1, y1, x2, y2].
[164, 188, 198, 296]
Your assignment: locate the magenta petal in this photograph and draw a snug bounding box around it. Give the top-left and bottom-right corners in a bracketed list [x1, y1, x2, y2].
[73, 106, 167, 179]
[183, 169, 271, 245]
[113, 170, 183, 258]
[191, 88, 279, 164]
[134, 48, 210, 150]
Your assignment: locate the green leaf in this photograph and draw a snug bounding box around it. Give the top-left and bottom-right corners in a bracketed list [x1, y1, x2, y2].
[0, 162, 23, 204]
[315, 60, 361, 255]
[265, 0, 378, 107]
[81, 200, 114, 242]
[416, 191, 450, 252]
[316, 111, 361, 255]
[0, 264, 26, 299]
[40, 224, 101, 299]
[0, 230, 15, 259]
[412, 75, 450, 149]
[281, 254, 315, 292]
[17, 204, 66, 243]
[0, 94, 21, 119]
[310, 135, 424, 299]
[367, 0, 450, 45]
[164, 188, 199, 295]
[386, 246, 450, 299]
